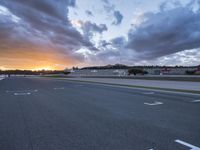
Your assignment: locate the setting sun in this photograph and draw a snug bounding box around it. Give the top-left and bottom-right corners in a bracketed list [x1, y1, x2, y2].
[31, 66, 54, 71]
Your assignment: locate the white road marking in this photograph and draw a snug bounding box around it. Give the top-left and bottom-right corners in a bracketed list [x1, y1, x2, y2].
[175, 139, 200, 150]
[14, 92, 31, 96]
[191, 100, 200, 103]
[54, 87, 65, 90]
[6, 89, 38, 93]
[143, 92, 155, 95]
[144, 101, 163, 106]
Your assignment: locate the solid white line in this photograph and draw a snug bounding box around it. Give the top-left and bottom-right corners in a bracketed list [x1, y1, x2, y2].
[14, 92, 31, 96]
[175, 139, 200, 150]
[191, 100, 200, 103]
[144, 101, 163, 106]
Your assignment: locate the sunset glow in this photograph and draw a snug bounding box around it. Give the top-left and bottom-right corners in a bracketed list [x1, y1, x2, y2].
[0, 47, 82, 70]
[0, 0, 200, 70]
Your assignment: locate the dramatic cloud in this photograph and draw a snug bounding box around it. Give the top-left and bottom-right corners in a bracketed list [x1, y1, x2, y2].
[82, 0, 200, 66]
[1, 0, 200, 69]
[101, 0, 123, 25]
[155, 48, 200, 66]
[112, 11, 123, 25]
[110, 36, 126, 48]
[98, 40, 111, 48]
[0, 0, 97, 69]
[85, 10, 93, 17]
[79, 21, 107, 40]
[101, 0, 109, 4]
[127, 1, 200, 59]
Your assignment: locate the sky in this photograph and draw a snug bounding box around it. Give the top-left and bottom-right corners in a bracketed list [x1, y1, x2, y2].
[0, 0, 200, 70]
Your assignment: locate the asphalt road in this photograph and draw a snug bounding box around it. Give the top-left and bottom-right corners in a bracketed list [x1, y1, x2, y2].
[0, 77, 200, 150]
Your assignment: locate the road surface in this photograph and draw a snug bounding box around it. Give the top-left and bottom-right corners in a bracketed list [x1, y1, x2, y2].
[0, 77, 200, 150]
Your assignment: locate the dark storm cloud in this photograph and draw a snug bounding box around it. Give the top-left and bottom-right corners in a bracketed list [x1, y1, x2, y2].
[101, 0, 109, 4]
[0, 0, 96, 61]
[112, 11, 123, 25]
[85, 10, 93, 17]
[111, 36, 126, 48]
[98, 40, 111, 48]
[127, 1, 200, 59]
[68, 0, 76, 7]
[80, 21, 107, 39]
[101, 0, 123, 25]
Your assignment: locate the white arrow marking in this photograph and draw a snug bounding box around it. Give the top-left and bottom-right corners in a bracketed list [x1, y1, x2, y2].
[191, 100, 200, 103]
[144, 101, 163, 106]
[175, 139, 200, 150]
[14, 92, 31, 96]
[143, 92, 155, 95]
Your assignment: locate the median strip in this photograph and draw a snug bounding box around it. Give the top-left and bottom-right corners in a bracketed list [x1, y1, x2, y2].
[39, 77, 200, 95]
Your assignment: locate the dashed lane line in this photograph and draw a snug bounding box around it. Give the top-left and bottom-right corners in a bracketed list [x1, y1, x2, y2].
[6, 89, 38, 93]
[144, 101, 163, 106]
[14, 92, 31, 96]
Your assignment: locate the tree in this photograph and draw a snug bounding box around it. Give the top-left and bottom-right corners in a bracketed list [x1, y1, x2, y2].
[128, 68, 148, 75]
[185, 70, 196, 75]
